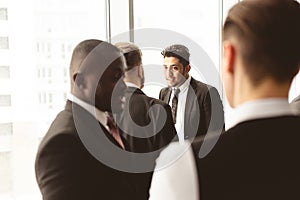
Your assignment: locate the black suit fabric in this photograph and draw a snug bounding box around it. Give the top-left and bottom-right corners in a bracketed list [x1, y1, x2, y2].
[192, 116, 300, 200]
[159, 77, 224, 139]
[35, 101, 138, 200]
[120, 87, 177, 153]
[118, 87, 177, 200]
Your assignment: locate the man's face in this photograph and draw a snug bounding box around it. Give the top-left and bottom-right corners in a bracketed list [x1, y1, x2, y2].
[85, 57, 126, 113]
[163, 56, 187, 87]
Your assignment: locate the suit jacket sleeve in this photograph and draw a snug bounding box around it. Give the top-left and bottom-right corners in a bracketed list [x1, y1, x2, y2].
[202, 86, 224, 133]
[35, 134, 85, 200]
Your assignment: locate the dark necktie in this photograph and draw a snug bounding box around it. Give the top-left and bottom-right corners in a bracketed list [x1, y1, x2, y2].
[106, 113, 125, 149]
[171, 88, 180, 124]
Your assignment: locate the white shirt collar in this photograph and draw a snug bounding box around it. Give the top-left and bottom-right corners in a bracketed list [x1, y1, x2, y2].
[67, 93, 108, 130]
[226, 98, 295, 130]
[173, 76, 191, 92]
[125, 82, 140, 89]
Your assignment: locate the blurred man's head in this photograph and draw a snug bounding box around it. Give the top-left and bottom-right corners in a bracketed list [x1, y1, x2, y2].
[222, 0, 300, 107]
[115, 42, 144, 89]
[161, 44, 191, 87]
[70, 39, 127, 113]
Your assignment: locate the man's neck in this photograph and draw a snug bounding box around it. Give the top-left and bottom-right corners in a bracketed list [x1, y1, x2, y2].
[234, 79, 290, 107]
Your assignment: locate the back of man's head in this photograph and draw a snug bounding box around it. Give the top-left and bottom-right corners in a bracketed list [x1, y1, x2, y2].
[69, 39, 102, 85]
[115, 42, 142, 71]
[223, 0, 300, 85]
[69, 39, 123, 89]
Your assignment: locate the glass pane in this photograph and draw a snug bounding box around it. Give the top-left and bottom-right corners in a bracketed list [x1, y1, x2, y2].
[0, 0, 106, 199]
[0, 8, 8, 20]
[0, 66, 10, 78]
[0, 95, 11, 106]
[0, 37, 9, 49]
[134, 0, 222, 98]
[0, 123, 12, 136]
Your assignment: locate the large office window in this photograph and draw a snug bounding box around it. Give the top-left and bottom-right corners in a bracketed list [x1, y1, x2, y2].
[0, 0, 106, 199]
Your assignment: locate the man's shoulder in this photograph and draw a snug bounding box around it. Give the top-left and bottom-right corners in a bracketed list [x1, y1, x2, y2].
[130, 90, 171, 109]
[38, 109, 78, 149]
[190, 77, 214, 90]
[221, 115, 300, 144]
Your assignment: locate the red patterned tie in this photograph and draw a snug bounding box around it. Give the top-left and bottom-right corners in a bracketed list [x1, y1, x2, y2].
[106, 113, 125, 149]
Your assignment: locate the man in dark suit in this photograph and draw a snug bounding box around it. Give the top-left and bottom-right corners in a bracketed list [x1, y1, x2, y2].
[35, 39, 141, 199]
[115, 42, 177, 199]
[192, 0, 300, 199]
[159, 44, 224, 142]
[115, 42, 176, 153]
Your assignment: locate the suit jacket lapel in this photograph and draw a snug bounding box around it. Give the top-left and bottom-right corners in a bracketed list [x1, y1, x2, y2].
[162, 88, 172, 104]
[184, 78, 197, 137]
[69, 100, 129, 151]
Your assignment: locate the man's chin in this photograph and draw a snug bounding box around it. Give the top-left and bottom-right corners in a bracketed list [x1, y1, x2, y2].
[167, 81, 175, 87]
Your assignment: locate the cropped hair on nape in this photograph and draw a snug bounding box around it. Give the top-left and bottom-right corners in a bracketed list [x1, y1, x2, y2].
[223, 0, 300, 85]
[115, 42, 142, 71]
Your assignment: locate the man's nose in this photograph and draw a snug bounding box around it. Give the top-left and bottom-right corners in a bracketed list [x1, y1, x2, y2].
[166, 68, 173, 77]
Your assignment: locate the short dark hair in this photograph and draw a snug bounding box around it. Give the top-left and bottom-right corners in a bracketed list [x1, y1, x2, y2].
[69, 39, 103, 85]
[223, 0, 300, 85]
[161, 44, 190, 67]
[115, 42, 142, 71]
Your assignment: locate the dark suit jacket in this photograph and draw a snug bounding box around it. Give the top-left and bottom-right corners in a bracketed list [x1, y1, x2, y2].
[120, 87, 177, 153]
[35, 100, 140, 200]
[159, 77, 224, 139]
[118, 87, 177, 199]
[192, 116, 300, 200]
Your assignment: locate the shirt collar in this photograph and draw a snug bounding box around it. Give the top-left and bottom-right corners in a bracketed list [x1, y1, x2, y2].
[67, 93, 107, 128]
[125, 82, 140, 89]
[173, 76, 191, 92]
[226, 98, 295, 130]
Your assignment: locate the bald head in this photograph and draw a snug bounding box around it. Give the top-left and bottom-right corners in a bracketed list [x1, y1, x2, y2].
[69, 39, 126, 112]
[69, 39, 102, 89]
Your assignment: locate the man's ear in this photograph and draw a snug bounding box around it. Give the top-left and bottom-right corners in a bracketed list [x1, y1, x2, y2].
[223, 40, 236, 75]
[185, 64, 191, 73]
[73, 72, 85, 90]
[138, 64, 143, 78]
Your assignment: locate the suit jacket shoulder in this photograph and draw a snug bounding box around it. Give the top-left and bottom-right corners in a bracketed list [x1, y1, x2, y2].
[35, 101, 138, 200]
[194, 116, 300, 200]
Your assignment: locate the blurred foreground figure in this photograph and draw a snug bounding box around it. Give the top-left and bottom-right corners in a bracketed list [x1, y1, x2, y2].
[151, 0, 300, 199]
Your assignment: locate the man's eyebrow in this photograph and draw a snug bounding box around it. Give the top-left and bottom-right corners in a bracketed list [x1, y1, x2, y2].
[163, 64, 178, 67]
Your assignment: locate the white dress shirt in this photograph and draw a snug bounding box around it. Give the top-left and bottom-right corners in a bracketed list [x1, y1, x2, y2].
[149, 141, 199, 200]
[125, 81, 140, 89]
[169, 76, 191, 144]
